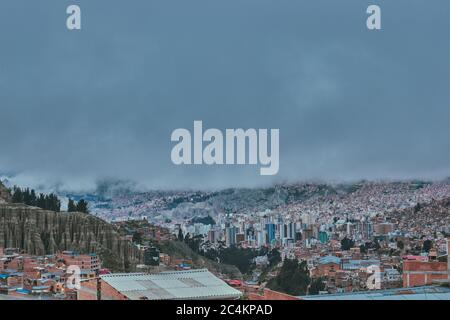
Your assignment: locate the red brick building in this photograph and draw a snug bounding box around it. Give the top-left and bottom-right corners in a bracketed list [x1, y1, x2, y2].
[311, 255, 341, 278]
[59, 251, 100, 272]
[247, 288, 299, 300]
[402, 238, 450, 287]
[402, 260, 447, 287]
[78, 278, 127, 300]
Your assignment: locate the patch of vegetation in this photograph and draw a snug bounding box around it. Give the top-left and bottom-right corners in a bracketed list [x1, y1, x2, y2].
[266, 259, 310, 296]
[341, 237, 355, 251]
[97, 248, 130, 272]
[11, 186, 61, 212]
[67, 198, 89, 213]
[309, 277, 326, 295]
[191, 215, 216, 225]
[156, 240, 242, 278]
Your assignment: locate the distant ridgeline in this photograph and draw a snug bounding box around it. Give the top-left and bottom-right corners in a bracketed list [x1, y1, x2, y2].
[0, 181, 142, 272]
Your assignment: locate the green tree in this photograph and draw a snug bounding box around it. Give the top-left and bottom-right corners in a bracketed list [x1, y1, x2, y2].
[22, 188, 31, 205]
[30, 189, 37, 206]
[268, 248, 281, 267]
[341, 237, 355, 251]
[11, 187, 60, 212]
[36, 193, 46, 209]
[132, 232, 143, 245]
[11, 186, 23, 203]
[68, 199, 77, 212]
[76, 199, 89, 213]
[414, 203, 422, 213]
[309, 277, 326, 295]
[360, 244, 367, 254]
[217, 247, 256, 274]
[267, 259, 310, 296]
[177, 228, 184, 241]
[46, 193, 61, 212]
[422, 239, 432, 253]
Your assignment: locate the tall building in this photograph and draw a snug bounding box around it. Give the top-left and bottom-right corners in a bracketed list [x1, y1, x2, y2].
[257, 230, 267, 247]
[319, 231, 329, 244]
[346, 222, 354, 237]
[265, 223, 276, 245]
[301, 213, 315, 227]
[287, 222, 296, 240]
[60, 251, 100, 272]
[236, 233, 245, 244]
[225, 226, 237, 247]
[278, 222, 286, 239]
[374, 223, 394, 236]
[208, 229, 220, 244]
[358, 220, 373, 240]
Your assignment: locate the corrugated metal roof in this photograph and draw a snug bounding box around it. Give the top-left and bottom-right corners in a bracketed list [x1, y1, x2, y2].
[298, 285, 450, 300]
[299, 292, 450, 300]
[318, 256, 341, 265]
[100, 269, 242, 300]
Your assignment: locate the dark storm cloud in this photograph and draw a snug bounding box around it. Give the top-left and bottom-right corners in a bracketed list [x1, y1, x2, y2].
[0, 0, 449, 190]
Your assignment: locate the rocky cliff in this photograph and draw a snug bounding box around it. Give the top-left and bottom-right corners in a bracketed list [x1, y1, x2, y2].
[0, 201, 142, 271]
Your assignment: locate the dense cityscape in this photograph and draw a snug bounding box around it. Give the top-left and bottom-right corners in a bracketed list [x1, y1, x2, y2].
[1, 179, 449, 300]
[1, 0, 449, 309]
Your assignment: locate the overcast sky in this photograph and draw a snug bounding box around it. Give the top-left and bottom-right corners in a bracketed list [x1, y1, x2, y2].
[0, 0, 449, 191]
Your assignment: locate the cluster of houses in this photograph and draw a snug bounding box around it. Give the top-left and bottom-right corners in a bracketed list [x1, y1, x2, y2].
[0, 248, 105, 299]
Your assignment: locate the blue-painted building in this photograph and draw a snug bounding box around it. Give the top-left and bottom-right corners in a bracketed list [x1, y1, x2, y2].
[265, 223, 276, 244]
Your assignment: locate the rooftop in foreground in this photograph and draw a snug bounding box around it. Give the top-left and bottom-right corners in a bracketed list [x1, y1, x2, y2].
[100, 269, 242, 300]
[298, 285, 450, 300]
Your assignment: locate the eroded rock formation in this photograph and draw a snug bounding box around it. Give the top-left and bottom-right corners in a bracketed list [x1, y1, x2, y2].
[0, 201, 142, 271]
